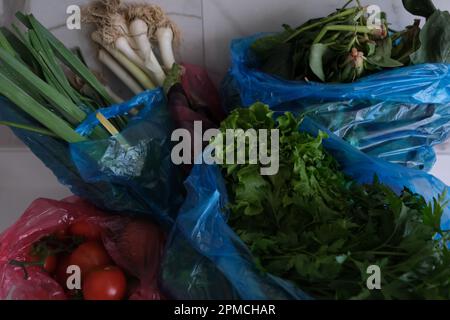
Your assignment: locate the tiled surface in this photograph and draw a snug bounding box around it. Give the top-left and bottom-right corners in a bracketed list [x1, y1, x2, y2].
[0, 0, 450, 229]
[0, 149, 71, 232]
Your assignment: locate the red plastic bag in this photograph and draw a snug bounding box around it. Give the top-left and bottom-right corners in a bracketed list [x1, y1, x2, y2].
[0, 197, 165, 300]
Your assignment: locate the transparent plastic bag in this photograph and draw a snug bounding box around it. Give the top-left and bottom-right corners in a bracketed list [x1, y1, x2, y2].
[0, 89, 183, 227]
[70, 88, 184, 227]
[162, 117, 450, 300]
[0, 64, 222, 227]
[222, 34, 450, 171]
[0, 197, 165, 300]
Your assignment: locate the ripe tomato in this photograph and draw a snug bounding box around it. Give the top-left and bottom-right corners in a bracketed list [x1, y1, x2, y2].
[83, 266, 127, 301]
[55, 255, 71, 288]
[29, 250, 57, 274]
[43, 255, 58, 274]
[69, 220, 102, 241]
[69, 242, 111, 279]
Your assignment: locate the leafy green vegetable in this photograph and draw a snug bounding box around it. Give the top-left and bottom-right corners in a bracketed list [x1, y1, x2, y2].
[309, 44, 330, 81]
[365, 38, 404, 68]
[411, 10, 450, 64]
[217, 103, 450, 299]
[391, 20, 421, 64]
[251, 0, 434, 82]
[253, 0, 449, 78]
[402, 0, 436, 18]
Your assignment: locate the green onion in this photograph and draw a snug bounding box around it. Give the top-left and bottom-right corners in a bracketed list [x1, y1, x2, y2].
[28, 29, 81, 105]
[0, 121, 58, 138]
[0, 28, 17, 57]
[0, 47, 87, 126]
[0, 70, 85, 143]
[16, 13, 116, 106]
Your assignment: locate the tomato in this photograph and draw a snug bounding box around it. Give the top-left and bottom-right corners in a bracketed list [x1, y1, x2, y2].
[43, 255, 58, 274]
[69, 241, 111, 279]
[55, 255, 71, 288]
[55, 255, 83, 299]
[29, 250, 57, 274]
[69, 220, 102, 241]
[83, 266, 127, 301]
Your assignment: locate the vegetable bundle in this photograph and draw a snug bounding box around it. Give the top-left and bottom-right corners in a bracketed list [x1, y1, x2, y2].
[84, 0, 180, 94]
[215, 104, 450, 299]
[252, 0, 450, 82]
[0, 11, 188, 224]
[0, 12, 120, 142]
[222, 0, 450, 172]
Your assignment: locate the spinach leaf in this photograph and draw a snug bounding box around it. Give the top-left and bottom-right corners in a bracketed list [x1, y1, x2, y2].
[411, 10, 450, 64]
[250, 2, 418, 83]
[366, 38, 404, 68]
[402, 0, 436, 18]
[309, 43, 330, 81]
[259, 42, 295, 80]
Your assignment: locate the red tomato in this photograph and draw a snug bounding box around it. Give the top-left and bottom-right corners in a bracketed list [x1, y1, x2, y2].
[69, 242, 112, 279]
[83, 266, 127, 301]
[69, 220, 102, 241]
[29, 251, 57, 274]
[55, 255, 71, 288]
[43, 255, 58, 274]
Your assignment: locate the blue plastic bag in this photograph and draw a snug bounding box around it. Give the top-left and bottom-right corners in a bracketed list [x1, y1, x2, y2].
[222, 34, 450, 171]
[161, 117, 450, 300]
[0, 89, 184, 227]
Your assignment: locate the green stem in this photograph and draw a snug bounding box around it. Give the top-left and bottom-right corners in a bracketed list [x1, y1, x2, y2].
[9, 260, 44, 280]
[284, 7, 360, 42]
[313, 25, 372, 44]
[346, 36, 358, 52]
[342, 0, 355, 10]
[0, 121, 59, 138]
[356, 251, 409, 256]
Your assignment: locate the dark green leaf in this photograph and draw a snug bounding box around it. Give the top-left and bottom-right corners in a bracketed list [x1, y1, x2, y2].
[402, 0, 436, 18]
[411, 10, 450, 64]
[309, 43, 329, 81]
[259, 42, 294, 80]
[366, 38, 403, 68]
[220, 104, 450, 300]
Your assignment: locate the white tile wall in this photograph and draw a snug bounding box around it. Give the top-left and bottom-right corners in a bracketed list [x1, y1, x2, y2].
[0, 149, 71, 231]
[1, 0, 450, 230]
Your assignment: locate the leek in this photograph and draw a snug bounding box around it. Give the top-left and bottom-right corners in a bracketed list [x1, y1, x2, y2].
[0, 70, 85, 143]
[0, 121, 58, 138]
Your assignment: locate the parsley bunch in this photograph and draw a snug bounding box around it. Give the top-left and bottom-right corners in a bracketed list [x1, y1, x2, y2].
[217, 103, 450, 299]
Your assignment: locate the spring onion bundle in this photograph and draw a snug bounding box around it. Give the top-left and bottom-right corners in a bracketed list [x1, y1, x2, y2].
[0, 12, 127, 142]
[84, 0, 180, 90]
